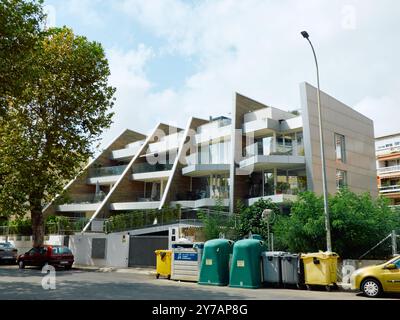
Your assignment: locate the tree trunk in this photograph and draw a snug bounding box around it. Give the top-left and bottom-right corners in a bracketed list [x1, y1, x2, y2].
[31, 209, 44, 248]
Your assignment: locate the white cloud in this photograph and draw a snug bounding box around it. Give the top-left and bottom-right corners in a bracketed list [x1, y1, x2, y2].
[99, 0, 400, 146]
[354, 90, 400, 137]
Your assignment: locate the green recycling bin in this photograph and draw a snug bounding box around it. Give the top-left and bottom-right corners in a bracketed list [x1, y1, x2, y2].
[198, 239, 234, 286]
[229, 239, 266, 289]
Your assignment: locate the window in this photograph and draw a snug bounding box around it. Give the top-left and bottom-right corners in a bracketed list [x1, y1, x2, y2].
[336, 170, 347, 189]
[52, 247, 72, 255]
[335, 133, 346, 163]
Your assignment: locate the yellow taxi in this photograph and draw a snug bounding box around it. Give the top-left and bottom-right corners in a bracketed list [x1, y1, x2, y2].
[351, 256, 400, 297]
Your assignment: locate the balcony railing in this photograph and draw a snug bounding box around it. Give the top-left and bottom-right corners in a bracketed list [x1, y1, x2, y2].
[56, 193, 105, 205]
[376, 146, 400, 156]
[246, 141, 293, 157]
[132, 162, 173, 174]
[104, 208, 231, 233]
[377, 165, 400, 175]
[89, 165, 127, 177]
[379, 185, 400, 193]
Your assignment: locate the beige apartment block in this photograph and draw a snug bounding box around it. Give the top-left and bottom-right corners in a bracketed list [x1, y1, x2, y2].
[44, 82, 378, 232]
[376, 133, 400, 207]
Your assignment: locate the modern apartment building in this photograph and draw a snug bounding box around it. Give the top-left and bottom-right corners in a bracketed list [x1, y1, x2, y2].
[43, 82, 378, 227]
[376, 133, 400, 206]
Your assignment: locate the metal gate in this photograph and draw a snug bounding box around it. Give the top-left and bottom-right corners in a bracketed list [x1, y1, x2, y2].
[128, 235, 168, 267]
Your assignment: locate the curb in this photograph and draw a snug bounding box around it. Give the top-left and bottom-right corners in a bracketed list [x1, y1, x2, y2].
[73, 265, 155, 275]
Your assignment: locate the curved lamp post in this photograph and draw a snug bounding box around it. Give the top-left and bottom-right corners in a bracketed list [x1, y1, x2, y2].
[301, 31, 332, 252]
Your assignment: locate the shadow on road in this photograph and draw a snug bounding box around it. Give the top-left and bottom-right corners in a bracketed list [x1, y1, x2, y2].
[0, 267, 244, 300]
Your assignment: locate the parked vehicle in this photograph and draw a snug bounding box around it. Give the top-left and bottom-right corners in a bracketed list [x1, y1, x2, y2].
[0, 242, 18, 264]
[351, 256, 400, 297]
[17, 245, 74, 270]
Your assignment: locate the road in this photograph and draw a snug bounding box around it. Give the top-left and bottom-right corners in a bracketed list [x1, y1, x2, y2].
[0, 265, 396, 300]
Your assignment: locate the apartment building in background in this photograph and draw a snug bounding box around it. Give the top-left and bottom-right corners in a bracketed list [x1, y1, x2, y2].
[376, 133, 400, 207]
[43, 82, 378, 229]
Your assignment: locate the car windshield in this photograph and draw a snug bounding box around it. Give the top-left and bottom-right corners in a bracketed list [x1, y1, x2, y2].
[0, 243, 14, 249]
[52, 247, 72, 255]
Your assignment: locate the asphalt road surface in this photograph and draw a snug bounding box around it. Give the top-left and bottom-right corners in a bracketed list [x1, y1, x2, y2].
[0, 265, 397, 300]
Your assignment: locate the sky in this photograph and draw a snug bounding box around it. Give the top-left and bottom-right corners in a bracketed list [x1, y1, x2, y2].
[43, 0, 400, 150]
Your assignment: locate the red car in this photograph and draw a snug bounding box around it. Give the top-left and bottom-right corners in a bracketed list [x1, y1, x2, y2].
[17, 245, 74, 270]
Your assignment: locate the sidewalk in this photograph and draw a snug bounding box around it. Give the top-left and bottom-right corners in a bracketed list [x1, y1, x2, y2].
[73, 264, 156, 275]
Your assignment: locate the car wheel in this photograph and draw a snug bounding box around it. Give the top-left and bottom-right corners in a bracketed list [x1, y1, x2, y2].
[361, 278, 382, 298]
[18, 261, 25, 269]
[65, 264, 72, 270]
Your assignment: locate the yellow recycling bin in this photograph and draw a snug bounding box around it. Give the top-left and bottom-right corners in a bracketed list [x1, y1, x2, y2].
[301, 252, 339, 290]
[155, 250, 172, 279]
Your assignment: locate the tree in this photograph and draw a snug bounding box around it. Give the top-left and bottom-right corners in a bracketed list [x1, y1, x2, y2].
[273, 190, 400, 258]
[0, 26, 115, 247]
[199, 201, 235, 241]
[235, 199, 280, 241]
[0, 0, 45, 115]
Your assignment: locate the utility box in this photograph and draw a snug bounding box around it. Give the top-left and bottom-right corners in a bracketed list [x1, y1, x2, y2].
[171, 241, 204, 282]
[199, 239, 234, 286]
[229, 239, 266, 289]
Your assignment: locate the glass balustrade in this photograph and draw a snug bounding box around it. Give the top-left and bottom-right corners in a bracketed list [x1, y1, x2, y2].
[89, 165, 127, 177]
[132, 162, 173, 174]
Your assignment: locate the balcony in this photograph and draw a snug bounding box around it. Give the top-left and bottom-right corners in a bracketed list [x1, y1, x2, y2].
[242, 118, 280, 137]
[182, 153, 230, 177]
[377, 165, 400, 176]
[240, 141, 305, 172]
[248, 194, 298, 206]
[147, 132, 184, 154]
[56, 195, 104, 212]
[195, 121, 232, 145]
[172, 198, 229, 208]
[111, 141, 144, 161]
[376, 145, 400, 157]
[379, 185, 400, 194]
[87, 165, 127, 185]
[110, 201, 161, 211]
[131, 162, 173, 181]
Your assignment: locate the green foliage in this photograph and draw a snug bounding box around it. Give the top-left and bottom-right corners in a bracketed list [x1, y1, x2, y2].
[0, 0, 45, 112]
[105, 207, 181, 233]
[0, 2, 115, 246]
[235, 199, 280, 242]
[8, 218, 32, 235]
[198, 202, 235, 241]
[273, 190, 400, 259]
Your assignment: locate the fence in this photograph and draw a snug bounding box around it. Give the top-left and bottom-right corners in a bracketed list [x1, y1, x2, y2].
[104, 208, 232, 234]
[0, 217, 92, 237]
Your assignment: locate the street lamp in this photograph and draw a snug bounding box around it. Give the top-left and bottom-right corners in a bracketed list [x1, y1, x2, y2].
[301, 31, 333, 252]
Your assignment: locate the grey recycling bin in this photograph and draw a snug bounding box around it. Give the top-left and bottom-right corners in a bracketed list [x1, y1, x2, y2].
[261, 251, 286, 286]
[281, 253, 303, 287]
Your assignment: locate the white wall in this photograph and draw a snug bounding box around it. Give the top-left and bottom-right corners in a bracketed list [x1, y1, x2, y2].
[69, 232, 130, 268]
[0, 235, 64, 255]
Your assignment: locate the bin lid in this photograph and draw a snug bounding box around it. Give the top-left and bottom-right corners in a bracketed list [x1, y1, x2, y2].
[301, 251, 339, 259]
[282, 253, 300, 259]
[234, 239, 264, 248]
[155, 250, 172, 254]
[249, 234, 263, 240]
[261, 251, 287, 257]
[204, 239, 234, 247]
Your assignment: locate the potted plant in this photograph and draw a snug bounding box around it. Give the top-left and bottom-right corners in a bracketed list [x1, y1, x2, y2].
[276, 182, 290, 194]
